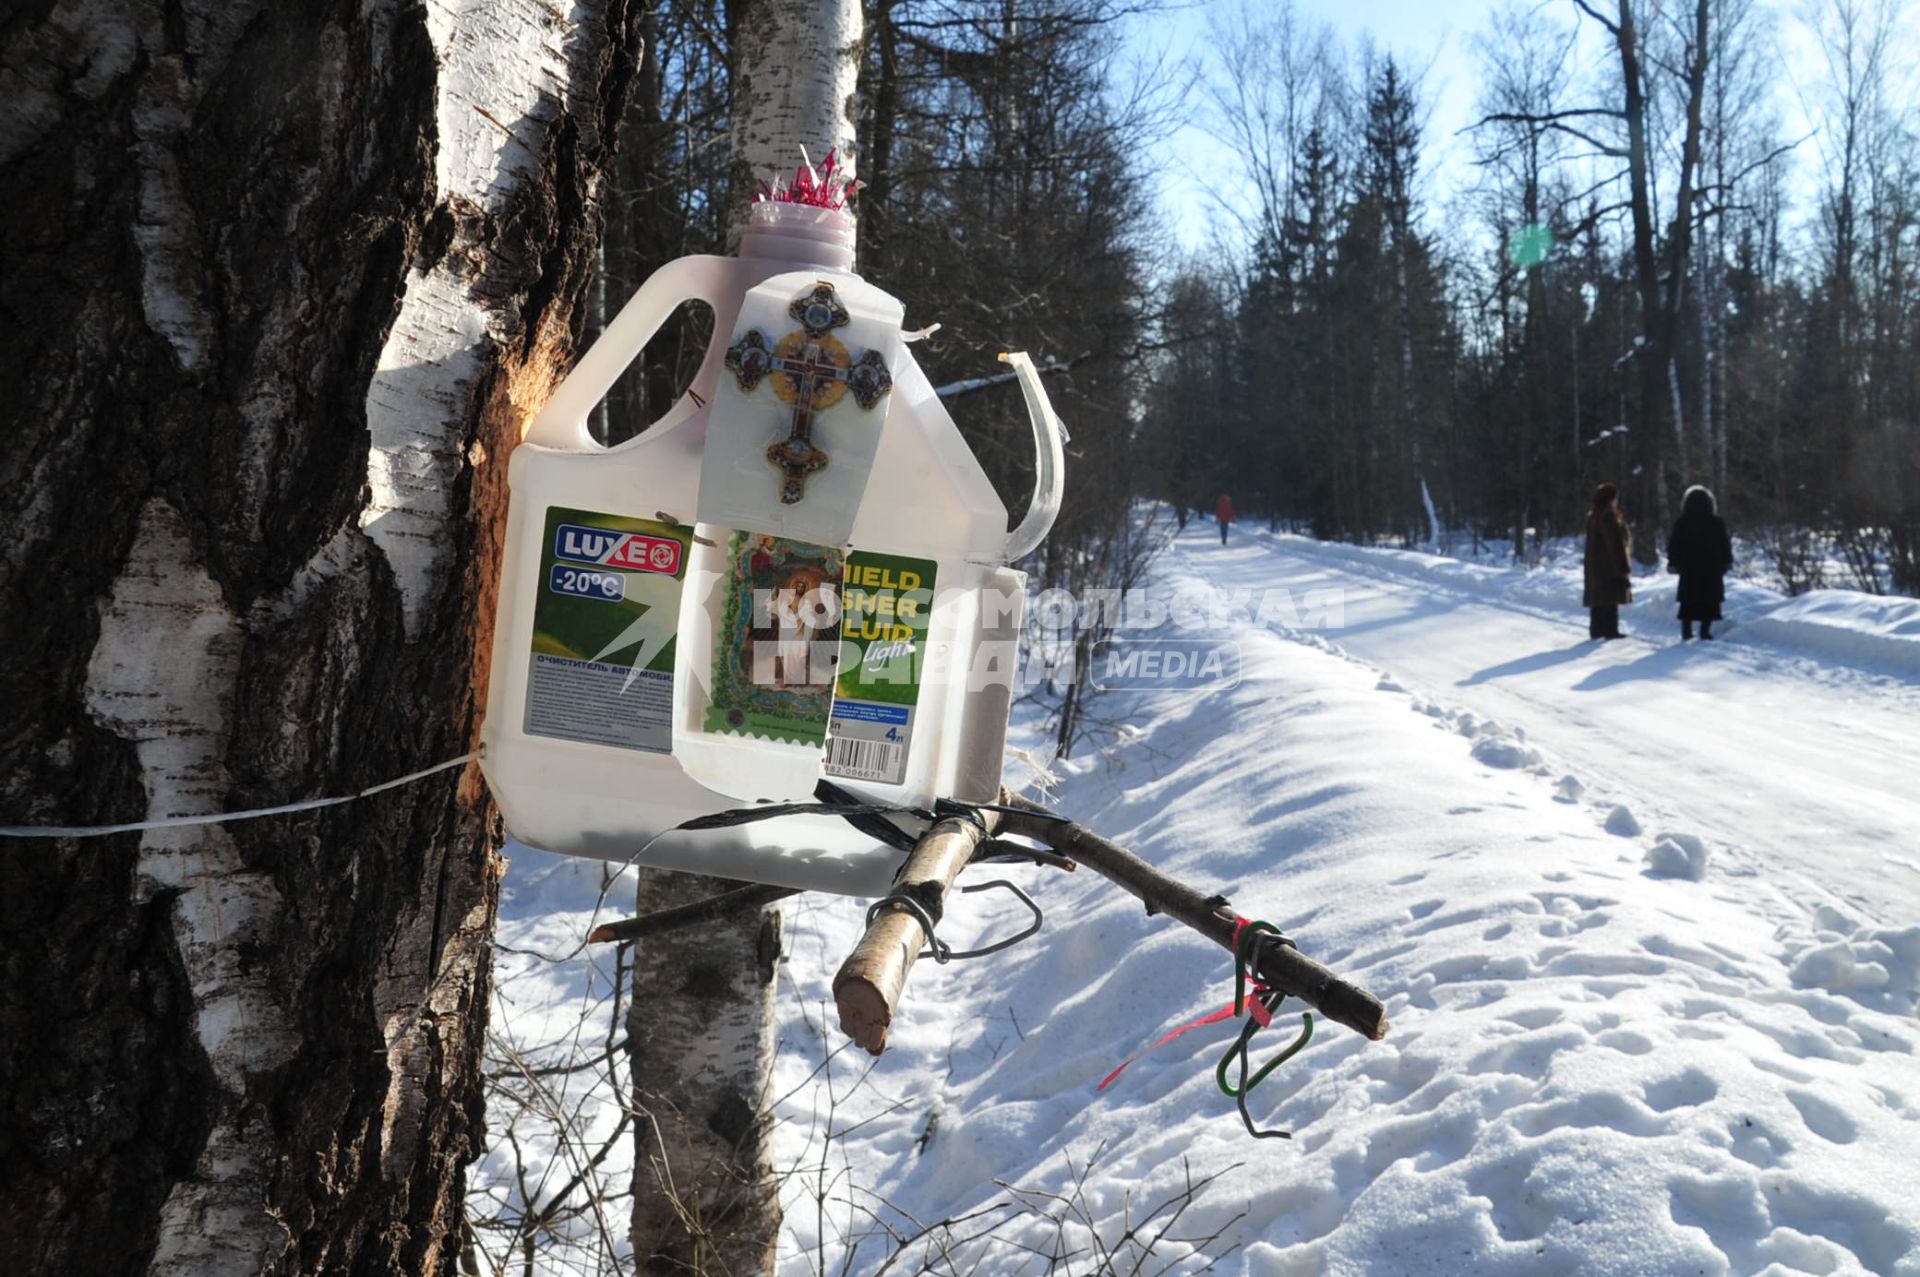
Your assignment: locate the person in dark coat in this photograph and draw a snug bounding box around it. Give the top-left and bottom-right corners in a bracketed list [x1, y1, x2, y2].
[1583, 482, 1633, 640]
[1667, 484, 1734, 640]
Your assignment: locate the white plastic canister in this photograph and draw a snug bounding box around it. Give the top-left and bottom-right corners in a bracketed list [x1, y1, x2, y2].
[479, 202, 1062, 896]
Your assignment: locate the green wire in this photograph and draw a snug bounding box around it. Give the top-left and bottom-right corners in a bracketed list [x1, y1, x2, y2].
[1216, 920, 1316, 1099]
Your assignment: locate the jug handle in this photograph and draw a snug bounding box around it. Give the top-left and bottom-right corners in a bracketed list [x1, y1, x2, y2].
[523, 255, 732, 451]
[999, 351, 1069, 562]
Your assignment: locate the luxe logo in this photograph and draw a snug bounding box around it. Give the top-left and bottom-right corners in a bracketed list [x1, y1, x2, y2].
[554, 524, 682, 576]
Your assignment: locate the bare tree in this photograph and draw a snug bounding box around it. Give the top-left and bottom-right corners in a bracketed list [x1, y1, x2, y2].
[599, 0, 740, 443]
[1202, 0, 1340, 250]
[1806, 0, 1898, 342]
[1596, 0, 1710, 551]
[1799, 0, 1920, 592]
[1696, 0, 1779, 497]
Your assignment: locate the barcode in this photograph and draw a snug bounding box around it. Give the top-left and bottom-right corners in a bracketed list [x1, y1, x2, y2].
[824, 735, 906, 784]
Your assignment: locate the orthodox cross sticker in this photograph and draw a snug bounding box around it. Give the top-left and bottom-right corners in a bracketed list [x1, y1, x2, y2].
[725, 281, 894, 505]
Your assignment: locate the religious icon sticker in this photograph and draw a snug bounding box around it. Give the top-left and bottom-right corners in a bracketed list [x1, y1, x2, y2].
[824, 551, 938, 786]
[723, 279, 894, 506]
[706, 531, 844, 746]
[698, 270, 904, 548]
[525, 507, 689, 753]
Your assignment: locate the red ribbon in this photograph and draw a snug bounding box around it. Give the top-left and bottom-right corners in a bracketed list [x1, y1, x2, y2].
[1097, 916, 1272, 1092]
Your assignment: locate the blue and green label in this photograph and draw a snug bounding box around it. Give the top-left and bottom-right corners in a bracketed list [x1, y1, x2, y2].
[525, 507, 689, 753]
[825, 550, 937, 785]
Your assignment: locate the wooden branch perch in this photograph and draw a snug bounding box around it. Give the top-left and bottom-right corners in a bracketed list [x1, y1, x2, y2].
[994, 793, 1389, 1043]
[818, 788, 1388, 1057]
[832, 808, 1000, 1055]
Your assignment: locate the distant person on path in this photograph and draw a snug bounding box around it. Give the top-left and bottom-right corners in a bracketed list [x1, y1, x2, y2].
[1215, 492, 1236, 545]
[1583, 482, 1632, 640]
[1667, 484, 1734, 640]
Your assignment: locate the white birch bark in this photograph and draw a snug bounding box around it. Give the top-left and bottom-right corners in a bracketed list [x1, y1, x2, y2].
[86, 500, 297, 1277]
[361, 0, 576, 635]
[2, 0, 636, 1269]
[630, 2, 862, 1271]
[726, 0, 863, 243]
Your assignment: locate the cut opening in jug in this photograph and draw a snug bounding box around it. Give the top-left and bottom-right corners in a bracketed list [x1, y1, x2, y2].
[596, 299, 716, 446]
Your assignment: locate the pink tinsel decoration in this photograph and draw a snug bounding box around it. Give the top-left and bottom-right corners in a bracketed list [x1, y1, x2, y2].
[754, 147, 862, 210]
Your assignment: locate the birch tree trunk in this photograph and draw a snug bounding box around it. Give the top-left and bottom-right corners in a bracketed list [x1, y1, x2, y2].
[0, 3, 639, 1273]
[625, 1, 860, 1272]
[725, 0, 863, 244]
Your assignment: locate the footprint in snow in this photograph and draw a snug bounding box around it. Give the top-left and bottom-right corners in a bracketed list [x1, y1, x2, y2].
[1727, 1116, 1792, 1168]
[1785, 1088, 1859, 1144]
[1643, 1067, 1717, 1112]
[1595, 1028, 1655, 1056]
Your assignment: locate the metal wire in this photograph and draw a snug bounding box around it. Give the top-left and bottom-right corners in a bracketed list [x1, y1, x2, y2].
[864, 877, 1046, 965]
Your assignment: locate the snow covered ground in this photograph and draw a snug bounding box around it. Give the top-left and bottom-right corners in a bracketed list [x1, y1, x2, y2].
[483, 518, 1920, 1276]
[1215, 526, 1920, 913]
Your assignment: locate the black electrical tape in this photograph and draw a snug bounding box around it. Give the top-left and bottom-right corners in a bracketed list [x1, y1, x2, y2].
[971, 800, 1072, 824]
[814, 779, 926, 851]
[676, 796, 930, 833]
[931, 798, 990, 834]
[890, 877, 947, 928]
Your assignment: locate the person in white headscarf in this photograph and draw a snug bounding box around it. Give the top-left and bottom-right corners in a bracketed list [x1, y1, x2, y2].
[1667, 485, 1734, 641]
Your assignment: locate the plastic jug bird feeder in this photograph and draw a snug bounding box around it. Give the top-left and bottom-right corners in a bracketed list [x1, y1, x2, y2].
[479, 153, 1068, 897]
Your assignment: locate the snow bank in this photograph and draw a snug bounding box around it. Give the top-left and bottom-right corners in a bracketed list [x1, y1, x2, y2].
[1789, 924, 1920, 1004]
[1741, 590, 1920, 675]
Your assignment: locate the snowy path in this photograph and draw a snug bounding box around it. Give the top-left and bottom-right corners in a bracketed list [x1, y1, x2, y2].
[1185, 524, 1920, 921]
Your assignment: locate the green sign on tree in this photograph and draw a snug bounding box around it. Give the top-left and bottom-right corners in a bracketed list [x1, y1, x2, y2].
[1508, 223, 1553, 269]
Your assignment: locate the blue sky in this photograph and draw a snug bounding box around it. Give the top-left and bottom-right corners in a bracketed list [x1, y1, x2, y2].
[1128, 0, 1502, 250]
[1127, 0, 1852, 256]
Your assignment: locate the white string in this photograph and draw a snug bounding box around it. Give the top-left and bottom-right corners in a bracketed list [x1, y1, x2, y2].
[0, 751, 481, 839]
